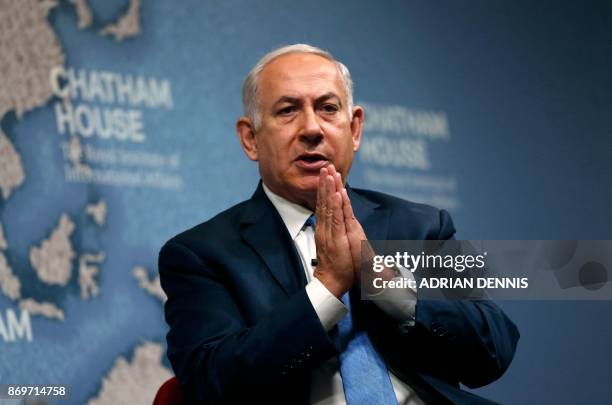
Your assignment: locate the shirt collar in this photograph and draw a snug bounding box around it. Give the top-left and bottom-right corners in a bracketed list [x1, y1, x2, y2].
[262, 182, 313, 241]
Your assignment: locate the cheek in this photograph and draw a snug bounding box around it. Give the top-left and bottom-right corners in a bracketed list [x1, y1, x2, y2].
[335, 133, 356, 156]
[333, 137, 356, 172]
[258, 139, 292, 175]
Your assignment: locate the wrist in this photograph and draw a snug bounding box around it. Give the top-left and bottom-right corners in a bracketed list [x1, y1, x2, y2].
[314, 269, 351, 298]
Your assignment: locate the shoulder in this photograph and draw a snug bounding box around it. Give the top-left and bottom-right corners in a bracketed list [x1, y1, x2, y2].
[351, 187, 439, 216]
[161, 198, 250, 257]
[351, 187, 456, 240]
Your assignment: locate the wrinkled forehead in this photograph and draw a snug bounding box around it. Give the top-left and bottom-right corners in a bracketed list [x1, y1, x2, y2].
[258, 53, 347, 105]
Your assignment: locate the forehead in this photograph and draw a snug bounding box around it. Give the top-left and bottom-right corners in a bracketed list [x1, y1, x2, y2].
[258, 53, 345, 103]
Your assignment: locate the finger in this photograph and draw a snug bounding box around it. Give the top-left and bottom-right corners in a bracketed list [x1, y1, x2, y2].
[316, 168, 328, 219]
[327, 163, 336, 176]
[341, 188, 360, 255]
[342, 188, 372, 263]
[334, 172, 344, 197]
[327, 165, 338, 193]
[319, 167, 328, 193]
[341, 188, 365, 276]
[341, 188, 357, 232]
[324, 175, 335, 238]
[315, 169, 329, 247]
[331, 190, 345, 238]
[327, 164, 339, 190]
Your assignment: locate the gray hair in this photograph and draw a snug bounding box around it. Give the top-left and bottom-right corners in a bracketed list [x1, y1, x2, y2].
[242, 44, 354, 130]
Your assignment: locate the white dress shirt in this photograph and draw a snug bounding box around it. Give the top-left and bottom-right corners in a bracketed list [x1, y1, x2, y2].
[263, 184, 425, 405]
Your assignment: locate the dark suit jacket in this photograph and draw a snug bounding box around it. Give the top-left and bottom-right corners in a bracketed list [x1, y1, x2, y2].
[159, 183, 520, 404]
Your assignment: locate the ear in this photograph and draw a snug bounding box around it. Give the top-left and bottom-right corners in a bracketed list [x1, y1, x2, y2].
[236, 116, 258, 161]
[349, 106, 365, 152]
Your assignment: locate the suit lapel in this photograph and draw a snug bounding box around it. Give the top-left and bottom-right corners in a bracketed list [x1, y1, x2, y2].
[238, 184, 388, 297]
[347, 186, 389, 242]
[346, 186, 390, 317]
[240, 183, 306, 297]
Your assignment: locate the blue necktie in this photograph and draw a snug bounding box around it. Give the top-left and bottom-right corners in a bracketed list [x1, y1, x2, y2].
[304, 215, 397, 405]
[335, 291, 398, 405]
[304, 214, 316, 229]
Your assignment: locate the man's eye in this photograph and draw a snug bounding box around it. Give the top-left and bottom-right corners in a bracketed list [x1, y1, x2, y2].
[321, 104, 339, 113]
[278, 106, 296, 115]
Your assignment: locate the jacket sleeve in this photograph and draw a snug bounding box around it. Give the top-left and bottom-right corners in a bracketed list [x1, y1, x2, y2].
[415, 298, 520, 387]
[367, 208, 520, 389]
[159, 240, 337, 403]
[416, 209, 520, 387]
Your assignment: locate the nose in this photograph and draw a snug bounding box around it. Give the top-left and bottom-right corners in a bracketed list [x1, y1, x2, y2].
[299, 108, 323, 145]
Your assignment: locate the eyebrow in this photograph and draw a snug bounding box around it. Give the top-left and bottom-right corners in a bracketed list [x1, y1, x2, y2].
[272, 92, 343, 109]
[273, 96, 300, 108]
[317, 92, 342, 107]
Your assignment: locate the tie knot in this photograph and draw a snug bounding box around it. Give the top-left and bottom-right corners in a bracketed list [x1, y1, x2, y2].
[304, 214, 316, 229]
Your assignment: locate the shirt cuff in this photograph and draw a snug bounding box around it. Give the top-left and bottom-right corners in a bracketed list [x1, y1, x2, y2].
[305, 278, 347, 332]
[370, 265, 417, 322]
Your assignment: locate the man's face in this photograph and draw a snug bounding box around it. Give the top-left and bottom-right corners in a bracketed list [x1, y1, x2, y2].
[238, 53, 363, 208]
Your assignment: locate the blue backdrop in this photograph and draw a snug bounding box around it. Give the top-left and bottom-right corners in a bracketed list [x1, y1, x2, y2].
[0, 0, 610, 403]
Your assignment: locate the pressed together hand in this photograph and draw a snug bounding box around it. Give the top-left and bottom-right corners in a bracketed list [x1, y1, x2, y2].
[313, 164, 374, 298]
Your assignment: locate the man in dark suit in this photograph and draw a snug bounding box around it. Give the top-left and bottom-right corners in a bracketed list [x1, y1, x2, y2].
[159, 44, 519, 404]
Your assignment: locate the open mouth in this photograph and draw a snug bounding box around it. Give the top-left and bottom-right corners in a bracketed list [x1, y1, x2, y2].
[294, 153, 329, 170]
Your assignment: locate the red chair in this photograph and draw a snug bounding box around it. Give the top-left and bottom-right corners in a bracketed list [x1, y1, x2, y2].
[153, 376, 182, 405]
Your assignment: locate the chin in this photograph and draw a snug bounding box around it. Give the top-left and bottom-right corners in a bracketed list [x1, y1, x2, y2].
[297, 176, 320, 192]
[281, 177, 317, 200]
